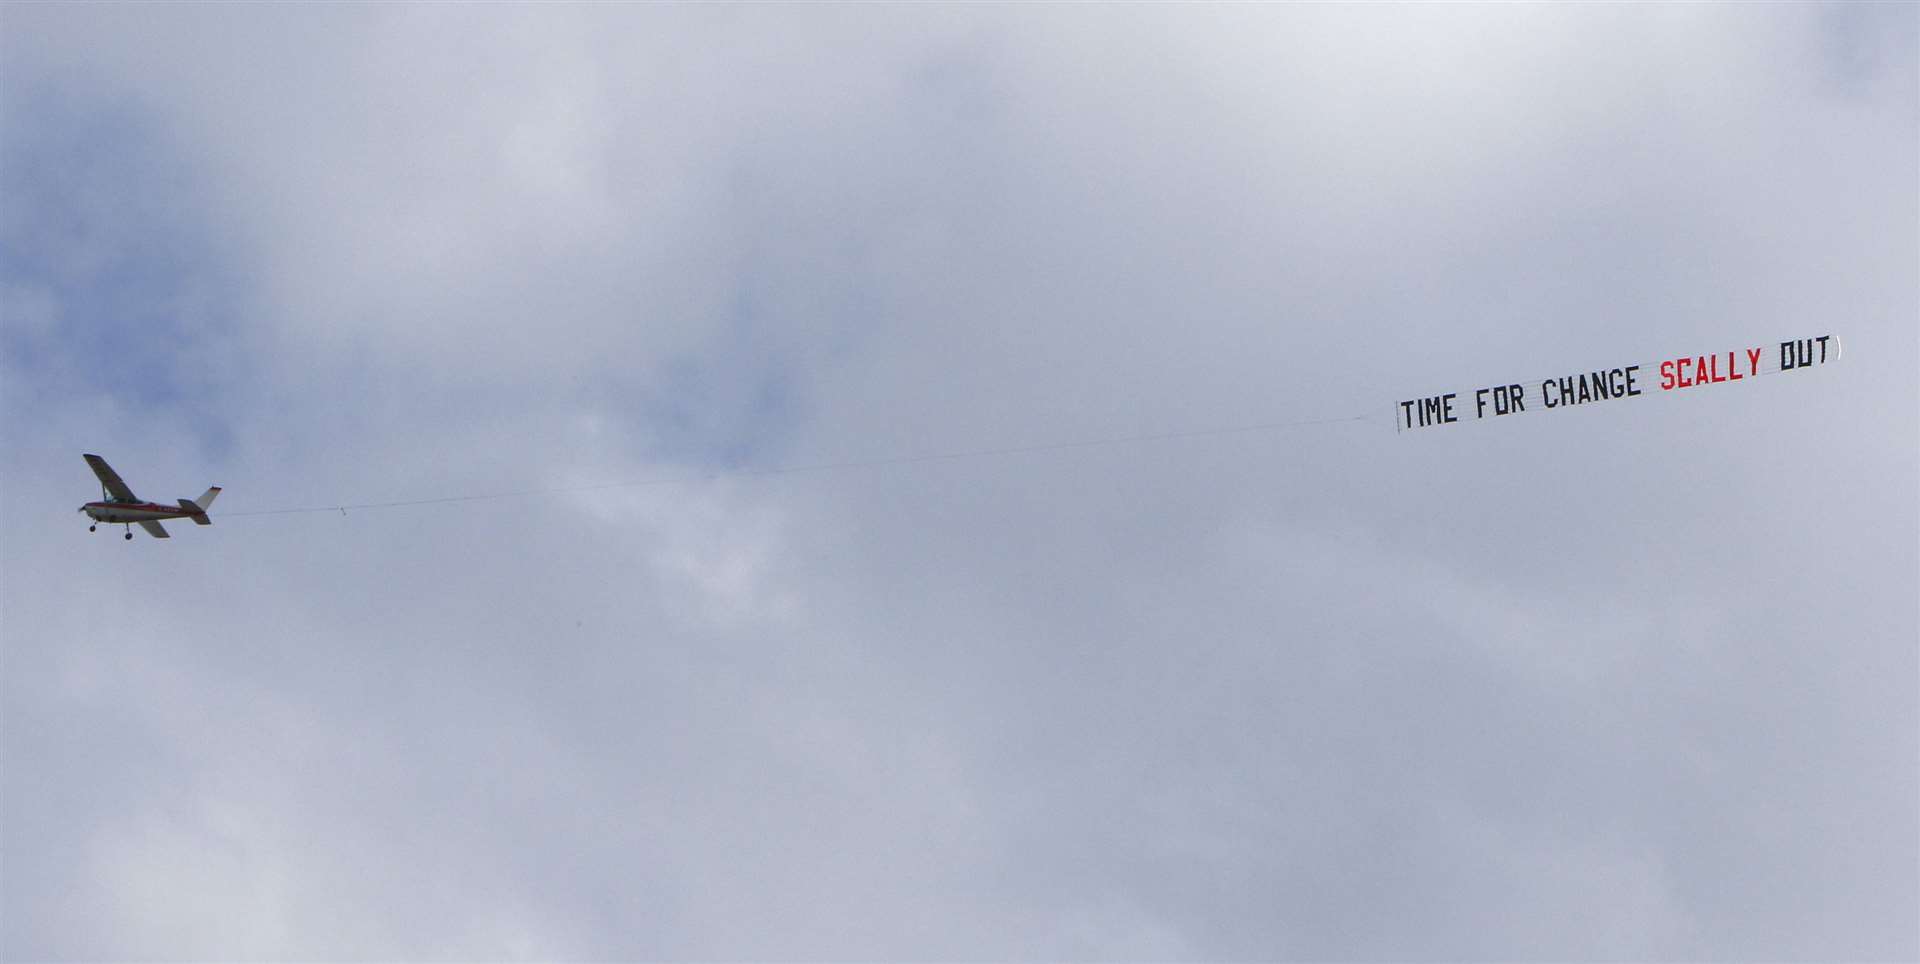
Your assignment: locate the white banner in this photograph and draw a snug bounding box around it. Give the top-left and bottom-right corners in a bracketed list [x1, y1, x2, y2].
[1396, 335, 1840, 432]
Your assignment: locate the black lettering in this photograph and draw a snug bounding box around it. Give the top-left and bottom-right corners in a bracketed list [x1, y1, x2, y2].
[1816, 334, 1831, 363]
[1400, 400, 1416, 429]
[1786, 339, 1815, 370]
[1475, 387, 1490, 419]
[1441, 393, 1458, 423]
[1624, 365, 1641, 396]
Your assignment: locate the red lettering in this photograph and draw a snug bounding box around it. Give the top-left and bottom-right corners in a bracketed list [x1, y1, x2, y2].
[1676, 357, 1693, 387]
[1726, 351, 1741, 380]
[1697, 355, 1717, 383]
[1660, 360, 1676, 390]
[1746, 347, 1761, 376]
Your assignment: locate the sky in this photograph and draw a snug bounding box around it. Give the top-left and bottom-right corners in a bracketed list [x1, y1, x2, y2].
[2, 4, 1915, 960]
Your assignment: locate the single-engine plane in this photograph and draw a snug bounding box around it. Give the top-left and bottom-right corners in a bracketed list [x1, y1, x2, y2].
[78, 454, 220, 540]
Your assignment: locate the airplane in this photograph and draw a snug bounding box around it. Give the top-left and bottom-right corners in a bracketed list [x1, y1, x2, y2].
[78, 454, 220, 541]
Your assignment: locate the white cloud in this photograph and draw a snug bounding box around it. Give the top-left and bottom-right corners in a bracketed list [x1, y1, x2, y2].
[4, 4, 1913, 960]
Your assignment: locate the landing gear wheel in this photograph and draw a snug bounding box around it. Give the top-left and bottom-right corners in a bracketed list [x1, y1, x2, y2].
[89, 524, 97, 532]
[124, 531, 133, 541]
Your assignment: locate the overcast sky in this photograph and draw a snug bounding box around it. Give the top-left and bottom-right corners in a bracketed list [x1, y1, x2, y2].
[3, 4, 1915, 961]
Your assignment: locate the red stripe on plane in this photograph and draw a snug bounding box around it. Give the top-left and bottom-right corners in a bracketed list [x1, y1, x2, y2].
[86, 503, 199, 515]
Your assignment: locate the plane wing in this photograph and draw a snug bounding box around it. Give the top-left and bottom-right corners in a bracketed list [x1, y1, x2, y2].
[139, 520, 170, 539]
[83, 454, 138, 502]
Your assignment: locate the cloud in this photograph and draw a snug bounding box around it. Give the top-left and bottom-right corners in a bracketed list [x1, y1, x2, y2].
[4, 4, 1914, 960]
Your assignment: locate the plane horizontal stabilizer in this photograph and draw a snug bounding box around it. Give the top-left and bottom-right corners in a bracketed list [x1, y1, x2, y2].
[179, 499, 213, 524]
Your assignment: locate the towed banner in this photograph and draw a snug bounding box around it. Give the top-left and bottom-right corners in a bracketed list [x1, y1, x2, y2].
[1396, 335, 1840, 432]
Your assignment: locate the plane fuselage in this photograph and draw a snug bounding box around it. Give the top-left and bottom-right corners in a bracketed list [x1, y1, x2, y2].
[79, 501, 202, 524]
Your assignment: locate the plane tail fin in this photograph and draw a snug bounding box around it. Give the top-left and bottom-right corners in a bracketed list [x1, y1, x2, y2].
[181, 487, 220, 524]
